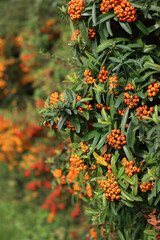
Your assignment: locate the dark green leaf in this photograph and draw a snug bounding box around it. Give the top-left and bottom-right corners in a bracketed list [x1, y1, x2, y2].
[135, 19, 149, 35]
[92, 2, 96, 26]
[119, 21, 132, 34]
[121, 107, 129, 135]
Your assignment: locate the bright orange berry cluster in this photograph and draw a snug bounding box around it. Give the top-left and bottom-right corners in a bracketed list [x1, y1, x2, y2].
[123, 92, 139, 109]
[66, 120, 75, 131]
[98, 66, 109, 83]
[109, 76, 119, 94]
[89, 164, 96, 170]
[70, 154, 87, 171]
[122, 158, 140, 177]
[124, 83, 135, 91]
[147, 82, 159, 97]
[85, 101, 93, 110]
[77, 107, 83, 113]
[96, 154, 111, 165]
[85, 184, 93, 198]
[68, 0, 85, 21]
[98, 165, 121, 201]
[88, 29, 96, 40]
[118, 107, 126, 116]
[43, 121, 57, 129]
[100, 0, 119, 13]
[107, 129, 126, 149]
[139, 181, 154, 192]
[76, 94, 82, 101]
[71, 29, 80, 41]
[96, 103, 110, 111]
[136, 105, 154, 120]
[90, 228, 97, 240]
[84, 69, 96, 84]
[49, 92, 59, 106]
[114, 1, 137, 23]
[80, 141, 89, 153]
[103, 153, 112, 163]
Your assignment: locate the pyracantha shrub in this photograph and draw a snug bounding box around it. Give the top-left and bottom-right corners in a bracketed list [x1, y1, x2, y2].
[42, 0, 160, 239]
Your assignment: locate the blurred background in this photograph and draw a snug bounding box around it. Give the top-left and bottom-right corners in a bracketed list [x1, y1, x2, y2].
[0, 0, 88, 239]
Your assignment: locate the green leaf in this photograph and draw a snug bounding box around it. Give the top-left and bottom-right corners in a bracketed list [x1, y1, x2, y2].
[79, 20, 90, 46]
[96, 12, 115, 25]
[83, 110, 90, 121]
[121, 199, 134, 207]
[89, 134, 101, 155]
[115, 93, 124, 108]
[117, 230, 125, 240]
[123, 146, 134, 161]
[111, 154, 118, 177]
[121, 107, 129, 135]
[119, 21, 132, 34]
[135, 19, 149, 35]
[57, 115, 67, 131]
[111, 202, 118, 216]
[121, 189, 134, 201]
[73, 116, 80, 133]
[144, 61, 160, 72]
[126, 120, 136, 149]
[101, 108, 108, 121]
[124, 175, 134, 185]
[96, 40, 113, 53]
[118, 167, 125, 178]
[92, 2, 96, 26]
[97, 133, 108, 150]
[110, 94, 115, 120]
[82, 130, 98, 141]
[85, 51, 97, 63]
[106, 20, 113, 36]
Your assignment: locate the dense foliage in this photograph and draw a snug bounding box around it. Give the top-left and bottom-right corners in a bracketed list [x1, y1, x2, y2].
[42, 0, 160, 239]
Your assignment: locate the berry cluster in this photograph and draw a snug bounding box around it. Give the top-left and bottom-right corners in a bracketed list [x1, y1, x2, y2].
[139, 181, 154, 192]
[88, 29, 96, 40]
[43, 120, 57, 129]
[118, 107, 126, 116]
[114, 1, 137, 23]
[86, 184, 93, 198]
[98, 66, 109, 83]
[124, 83, 135, 91]
[123, 92, 139, 109]
[136, 105, 154, 120]
[107, 129, 126, 149]
[98, 164, 121, 201]
[85, 101, 93, 110]
[96, 103, 110, 111]
[147, 82, 159, 97]
[49, 92, 59, 106]
[96, 154, 111, 165]
[66, 120, 75, 131]
[103, 153, 112, 163]
[76, 94, 82, 101]
[100, 0, 119, 13]
[80, 141, 89, 153]
[78, 107, 83, 113]
[68, 0, 85, 21]
[71, 29, 80, 42]
[122, 158, 140, 177]
[84, 69, 96, 84]
[70, 154, 87, 171]
[109, 76, 119, 94]
[89, 164, 96, 170]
